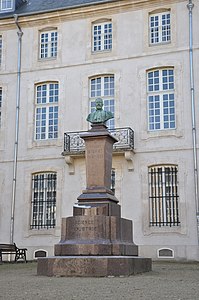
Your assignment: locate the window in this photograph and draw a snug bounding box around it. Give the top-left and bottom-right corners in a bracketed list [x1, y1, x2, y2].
[1, 0, 13, 10]
[39, 30, 58, 59]
[111, 168, 115, 194]
[0, 88, 2, 127]
[31, 173, 57, 229]
[35, 82, 59, 140]
[149, 12, 171, 45]
[0, 35, 2, 65]
[34, 250, 47, 259]
[149, 165, 180, 227]
[147, 68, 175, 131]
[92, 22, 112, 52]
[89, 75, 115, 128]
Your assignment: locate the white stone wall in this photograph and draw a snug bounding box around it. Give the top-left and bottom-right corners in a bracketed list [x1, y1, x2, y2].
[0, 0, 198, 260]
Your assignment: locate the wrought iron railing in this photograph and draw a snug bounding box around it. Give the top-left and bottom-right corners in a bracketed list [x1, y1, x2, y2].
[63, 127, 134, 154]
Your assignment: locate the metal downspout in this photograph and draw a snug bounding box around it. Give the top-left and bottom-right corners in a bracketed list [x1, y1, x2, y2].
[187, 1, 199, 239]
[10, 15, 23, 244]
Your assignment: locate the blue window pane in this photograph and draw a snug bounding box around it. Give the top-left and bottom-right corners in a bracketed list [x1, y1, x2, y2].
[155, 124, 160, 129]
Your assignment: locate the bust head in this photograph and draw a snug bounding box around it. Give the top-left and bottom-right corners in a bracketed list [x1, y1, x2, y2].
[95, 98, 103, 110]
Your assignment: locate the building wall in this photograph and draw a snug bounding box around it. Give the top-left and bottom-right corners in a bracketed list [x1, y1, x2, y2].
[0, 0, 198, 260]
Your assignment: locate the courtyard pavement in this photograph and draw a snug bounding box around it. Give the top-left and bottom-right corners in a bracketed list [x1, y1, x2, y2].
[0, 261, 199, 300]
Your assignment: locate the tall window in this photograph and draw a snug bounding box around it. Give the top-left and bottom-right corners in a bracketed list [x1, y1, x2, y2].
[1, 0, 13, 10]
[0, 88, 2, 127]
[149, 12, 171, 45]
[0, 35, 2, 65]
[92, 22, 112, 52]
[149, 165, 180, 227]
[89, 75, 115, 128]
[147, 68, 175, 131]
[35, 82, 59, 140]
[39, 30, 58, 59]
[31, 173, 57, 229]
[111, 168, 116, 194]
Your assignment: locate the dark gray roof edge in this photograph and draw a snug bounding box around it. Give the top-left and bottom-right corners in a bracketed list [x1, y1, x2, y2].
[0, 0, 119, 20]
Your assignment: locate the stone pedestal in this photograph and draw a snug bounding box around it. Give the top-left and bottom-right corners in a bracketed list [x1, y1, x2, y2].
[37, 124, 152, 276]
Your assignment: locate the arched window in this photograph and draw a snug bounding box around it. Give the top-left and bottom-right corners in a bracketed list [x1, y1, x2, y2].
[35, 82, 59, 140]
[148, 165, 180, 227]
[39, 28, 58, 59]
[92, 20, 112, 52]
[147, 68, 175, 131]
[89, 75, 115, 128]
[158, 248, 174, 258]
[30, 172, 57, 229]
[34, 249, 48, 259]
[149, 10, 171, 45]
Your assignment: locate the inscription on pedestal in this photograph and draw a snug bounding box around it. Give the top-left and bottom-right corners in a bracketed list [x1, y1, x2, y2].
[87, 147, 103, 160]
[86, 141, 104, 187]
[74, 219, 97, 233]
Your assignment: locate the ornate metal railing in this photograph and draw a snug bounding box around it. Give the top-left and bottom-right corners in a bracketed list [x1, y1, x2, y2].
[63, 127, 134, 154]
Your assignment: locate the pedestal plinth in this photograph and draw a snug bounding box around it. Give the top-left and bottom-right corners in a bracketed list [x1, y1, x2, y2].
[77, 123, 118, 204]
[37, 124, 152, 276]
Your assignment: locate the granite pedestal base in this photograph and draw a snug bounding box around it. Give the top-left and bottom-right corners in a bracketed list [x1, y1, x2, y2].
[37, 256, 152, 277]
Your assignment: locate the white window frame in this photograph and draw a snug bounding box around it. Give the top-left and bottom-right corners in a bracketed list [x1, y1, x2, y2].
[149, 165, 180, 227]
[0, 87, 2, 127]
[147, 68, 175, 131]
[39, 30, 58, 59]
[31, 172, 57, 230]
[1, 0, 13, 10]
[89, 75, 115, 129]
[92, 21, 112, 52]
[149, 12, 171, 45]
[35, 82, 59, 140]
[0, 35, 2, 65]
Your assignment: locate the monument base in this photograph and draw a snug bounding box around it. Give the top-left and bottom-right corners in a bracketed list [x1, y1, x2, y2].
[37, 256, 152, 277]
[37, 124, 152, 277]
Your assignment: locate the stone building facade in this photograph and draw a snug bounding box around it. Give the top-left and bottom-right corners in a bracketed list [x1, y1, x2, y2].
[0, 0, 198, 261]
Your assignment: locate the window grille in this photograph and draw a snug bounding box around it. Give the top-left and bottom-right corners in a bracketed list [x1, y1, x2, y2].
[39, 30, 58, 59]
[92, 22, 112, 52]
[31, 173, 57, 229]
[35, 82, 59, 140]
[147, 68, 175, 131]
[89, 75, 115, 129]
[149, 165, 180, 227]
[149, 12, 171, 45]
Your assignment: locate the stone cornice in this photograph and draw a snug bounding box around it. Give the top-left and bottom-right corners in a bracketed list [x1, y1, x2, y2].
[0, 0, 186, 29]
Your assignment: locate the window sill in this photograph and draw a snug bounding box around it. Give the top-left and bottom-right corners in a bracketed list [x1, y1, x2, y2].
[91, 49, 112, 54]
[30, 138, 62, 148]
[143, 225, 186, 236]
[149, 41, 171, 47]
[141, 128, 184, 141]
[26, 228, 57, 237]
[38, 57, 57, 62]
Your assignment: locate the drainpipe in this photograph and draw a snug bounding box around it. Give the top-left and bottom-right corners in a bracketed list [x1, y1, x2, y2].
[10, 15, 23, 244]
[187, 1, 199, 240]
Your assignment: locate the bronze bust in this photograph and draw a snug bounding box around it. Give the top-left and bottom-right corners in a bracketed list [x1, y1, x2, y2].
[87, 98, 114, 124]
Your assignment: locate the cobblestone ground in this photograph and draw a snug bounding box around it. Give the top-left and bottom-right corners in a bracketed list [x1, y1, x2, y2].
[0, 261, 199, 300]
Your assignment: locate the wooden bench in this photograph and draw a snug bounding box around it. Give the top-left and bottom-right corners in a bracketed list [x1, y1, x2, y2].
[0, 243, 27, 263]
